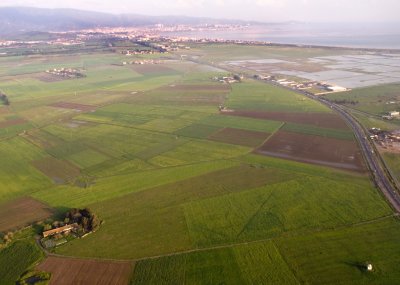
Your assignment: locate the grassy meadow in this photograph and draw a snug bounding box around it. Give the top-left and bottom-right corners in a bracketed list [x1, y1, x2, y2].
[325, 83, 400, 117]
[0, 43, 399, 284]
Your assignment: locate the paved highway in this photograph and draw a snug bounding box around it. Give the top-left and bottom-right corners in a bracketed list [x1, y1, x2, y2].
[274, 81, 400, 213]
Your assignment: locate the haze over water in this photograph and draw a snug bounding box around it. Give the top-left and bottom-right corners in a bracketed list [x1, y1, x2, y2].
[163, 23, 400, 50]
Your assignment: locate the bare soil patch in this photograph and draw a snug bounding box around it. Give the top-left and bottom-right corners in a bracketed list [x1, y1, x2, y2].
[208, 127, 270, 147]
[37, 256, 133, 285]
[0, 197, 54, 232]
[162, 84, 230, 92]
[32, 157, 81, 184]
[132, 64, 178, 75]
[162, 94, 226, 105]
[0, 107, 10, 115]
[49, 102, 96, 112]
[256, 130, 365, 171]
[226, 111, 349, 130]
[35, 72, 67, 83]
[0, 118, 27, 129]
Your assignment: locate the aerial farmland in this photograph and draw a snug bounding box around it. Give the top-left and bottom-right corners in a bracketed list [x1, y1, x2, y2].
[0, 37, 400, 285]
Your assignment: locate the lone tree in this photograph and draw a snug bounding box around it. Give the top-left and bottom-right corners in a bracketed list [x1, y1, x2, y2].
[0, 92, 9, 105]
[233, 74, 242, 82]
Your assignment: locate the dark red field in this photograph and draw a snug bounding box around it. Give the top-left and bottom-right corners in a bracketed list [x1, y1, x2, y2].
[37, 256, 133, 285]
[208, 127, 270, 147]
[163, 84, 230, 92]
[0, 107, 10, 114]
[256, 130, 365, 171]
[35, 72, 67, 82]
[0, 197, 54, 232]
[49, 102, 96, 112]
[225, 111, 349, 129]
[132, 64, 178, 75]
[0, 118, 27, 128]
[151, 84, 229, 105]
[32, 157, 81, 184]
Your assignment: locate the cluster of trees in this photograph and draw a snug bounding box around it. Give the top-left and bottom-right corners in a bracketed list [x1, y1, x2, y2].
[65, 208, 100, 233]
[233, 74, 242, 82]
[42, 208, 100, 237]
[0, 92, 9, 105]
[328, 98, 359, 105]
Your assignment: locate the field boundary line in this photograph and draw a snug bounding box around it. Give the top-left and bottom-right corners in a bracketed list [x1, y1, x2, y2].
[271, 240, 302, 285]
[255, 121, 285, 149]
[43, 214, 398, 263]
[236, 191, 275, 238]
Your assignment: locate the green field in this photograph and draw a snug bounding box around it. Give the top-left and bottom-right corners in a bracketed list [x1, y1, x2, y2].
[0, 239, 44, 285]
[198, 113, 283, 132]
[325, 83, 400, 116]
[276, 217, 400, 285]
[227, 81, 330, 113]
[0, 42, 399, 284]
[131, 241, 299, 285]
[382, 152, 400, 183]
[282, 122, 355, 140]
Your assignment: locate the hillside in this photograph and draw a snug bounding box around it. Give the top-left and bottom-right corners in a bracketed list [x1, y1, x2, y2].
[0, 7, 256, 36]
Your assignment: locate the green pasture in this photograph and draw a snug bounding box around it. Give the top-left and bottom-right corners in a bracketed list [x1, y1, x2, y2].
[226, 80, 330, 112]
[325, 83, 400, 116]
[53, 164, 294, 259]
[32, 160, 238, 209]
[67, 149, 110, 169]
[131, 241, 299, 285]
[199, 114, 283, 133]
[352, 112, 400, 130]
[0, 239, 44, 285]
[0, 121, 33, 139]
[151, 140, 251, 165]
[174, 123, 221, 139]
[382, 153, 400, 182]
[282, 122, 355, 140]
[276, 217, 400, 285]
[185, 44, 353, 62]
[76, 104, 212, 131]
[84, 158, 154, 177]
[52, 155, 390, 260]
[0, 53, 125, 77]
[0, 137, 51, 203]
[0, 46, 399, 284]
[44, 123, 178, 158]
[183, 175, 390, 247]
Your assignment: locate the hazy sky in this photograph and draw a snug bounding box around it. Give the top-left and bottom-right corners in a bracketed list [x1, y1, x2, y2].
[1, 0, 399, 22]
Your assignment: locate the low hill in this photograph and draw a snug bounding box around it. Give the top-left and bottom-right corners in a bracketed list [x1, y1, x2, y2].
[0, 7, 258, 36]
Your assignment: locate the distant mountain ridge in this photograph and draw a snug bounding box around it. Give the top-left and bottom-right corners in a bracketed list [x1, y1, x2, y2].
[0, 7, 259, 36]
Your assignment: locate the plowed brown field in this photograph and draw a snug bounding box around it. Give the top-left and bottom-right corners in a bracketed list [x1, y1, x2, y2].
[208, 127, 270, 147]
[37, 256, 133, 285]
[0, 118, 27, 128]
[256, 130, 365, 171]
[225, 111, 349, 129]
[49, 102, 96, 112]
[0, 197, 54, 232]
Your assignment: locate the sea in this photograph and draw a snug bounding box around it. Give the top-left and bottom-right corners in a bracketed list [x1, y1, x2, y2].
[162, 22, 400, 50]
